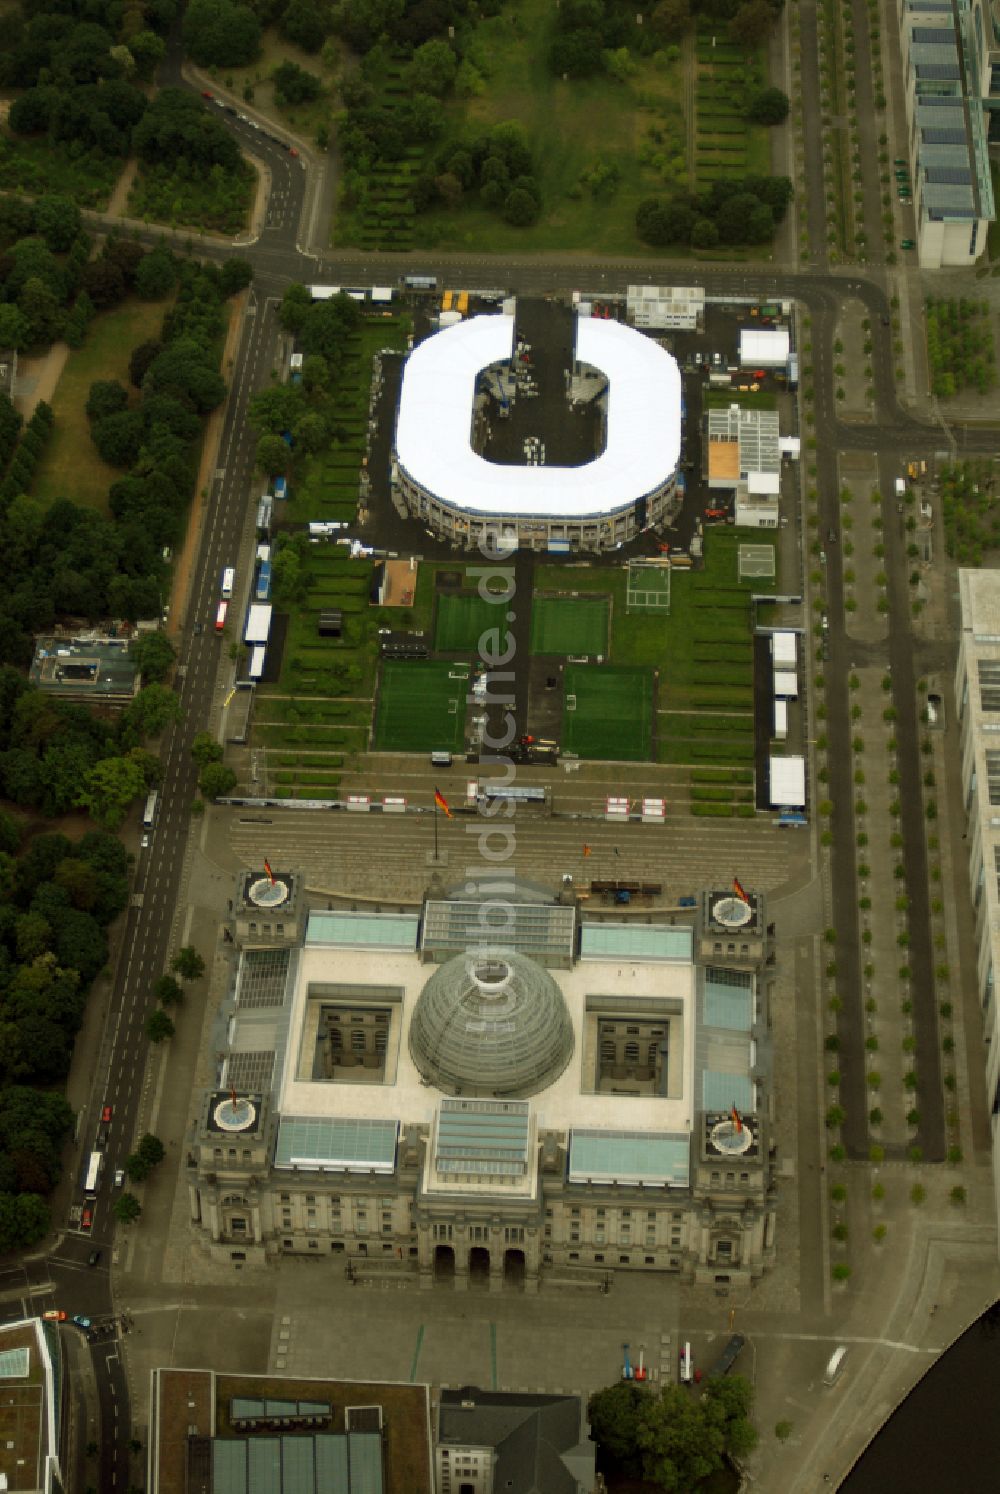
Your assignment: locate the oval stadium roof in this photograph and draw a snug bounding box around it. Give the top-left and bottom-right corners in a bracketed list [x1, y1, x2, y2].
[394, 314, 681, 520]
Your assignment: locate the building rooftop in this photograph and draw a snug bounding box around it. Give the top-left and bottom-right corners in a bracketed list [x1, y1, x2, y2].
[438, 1388, 593, 1494]
[394, 313, 681, 519]
[29, 634, 139, 702]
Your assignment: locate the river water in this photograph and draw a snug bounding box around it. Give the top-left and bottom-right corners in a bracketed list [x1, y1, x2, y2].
[839, 1301, 1000, 1490]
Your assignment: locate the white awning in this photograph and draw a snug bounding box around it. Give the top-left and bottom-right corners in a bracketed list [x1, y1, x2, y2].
[394, 315, 681, 519]
[770, 755, 805, 807]
[739, 328, 790, 366]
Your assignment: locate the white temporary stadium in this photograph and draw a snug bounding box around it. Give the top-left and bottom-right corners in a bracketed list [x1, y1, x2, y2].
[392, 313, 683, 552]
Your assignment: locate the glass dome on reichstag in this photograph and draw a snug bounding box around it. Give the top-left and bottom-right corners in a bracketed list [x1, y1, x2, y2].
[409, 950, 574, 1098]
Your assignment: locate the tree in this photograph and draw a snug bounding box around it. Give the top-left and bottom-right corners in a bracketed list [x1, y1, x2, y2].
[503, 187, 541, 226]
[128, 340, 163, 389]
[91, 410, 146, 467]
[85, 380, 129, 424]
[636, 1384, 723, 1492]
[183, 0, 261, 68]
[75, 755, 147, 830]
[130, 30, 166, 81]
[121, 684, 182, 743]
[154, 974, 184, 1008]
[134, 249, 177, 300]
[408, 39, 457, 97]
[171, 945, 205, 981]
[219, 258, 254, 297]
[131, 631, 176, 685]
[255, 433, 288, 477]
[198, 761, 237, 799]
[190, 731, 223, 769]
[18, 278, 63, 346]
[587, 1382, 651, 1477]
[730, 0, 775, 50]
[0, 305, 30, 351]
[651, 0, 690, 42]
[748, 86, 790, 125]
[272, 61, 323, 107]
[146, 1009, 175, 1044]
[281, 0, 333, 51]
[137, 1133, 165, 1168]
[114, 1191, 142, 1224]
[33, 196, 82, 254]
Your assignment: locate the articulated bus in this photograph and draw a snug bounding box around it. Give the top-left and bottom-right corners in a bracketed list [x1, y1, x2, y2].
[215, 600, 228, 633]
[83, 1150, 103, 1198]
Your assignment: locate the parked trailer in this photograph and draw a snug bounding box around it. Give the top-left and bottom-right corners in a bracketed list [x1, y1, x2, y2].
[255, 561, 272, 601]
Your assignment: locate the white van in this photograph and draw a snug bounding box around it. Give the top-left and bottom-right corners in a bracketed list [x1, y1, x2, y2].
[824, 1346, 848, 1385]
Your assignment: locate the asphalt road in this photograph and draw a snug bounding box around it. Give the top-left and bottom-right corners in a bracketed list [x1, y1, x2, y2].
[40, 21, 1000, 1481]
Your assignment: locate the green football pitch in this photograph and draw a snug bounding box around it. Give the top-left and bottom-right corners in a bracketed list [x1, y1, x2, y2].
[562, 664, 653, 760]
[373, 660, 467, 752]
[434, 593, 509, 653]
[530, 596, 609, 656]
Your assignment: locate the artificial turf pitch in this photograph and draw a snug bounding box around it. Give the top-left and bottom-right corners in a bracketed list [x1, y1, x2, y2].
[530, 596, 609, 655]
[434, 593, 509, 653]
[373, 660, 467, 752]
[562, 664, 653, 760]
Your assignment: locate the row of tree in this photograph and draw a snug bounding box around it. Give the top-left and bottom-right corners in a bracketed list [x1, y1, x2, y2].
[636, 173, 794, 248]
[0, 784, 135, 1247]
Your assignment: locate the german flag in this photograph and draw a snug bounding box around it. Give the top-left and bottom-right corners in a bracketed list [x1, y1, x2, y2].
[730, 1104, 743, 1135]
[583, 844, 592, 857]
[264, 858, 275, 885]
[733, 876, 749, 905]
[433, 788, 452, 819]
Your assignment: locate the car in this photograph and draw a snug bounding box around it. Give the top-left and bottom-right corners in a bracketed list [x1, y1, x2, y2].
[881, 315, 890, 326]
[87, 1250, 101, 1267]
[43, 1310, 67, 1322]
[225, 105, 237, 115]
[657, 542, 671, 554]
[827, 528, 836, 542]
[704, 507, 727, 520]
[752, 369, 767, 380]
[96, 1128, 109, 1148]
[141, 833, 150, 849]
[114, 1168, 125, 1188]
[72, 1315, 91, 1329]
[289, 148, 299, 158]
[81, 1207, 93, 1231]
[200, 90, 213, 100]
[901, 238, 915, 249]
[894, 156, 907, 165]
[193, 621, 203, 635]
[678, 895, 697, 908]
[101, 1104, 113, 1124]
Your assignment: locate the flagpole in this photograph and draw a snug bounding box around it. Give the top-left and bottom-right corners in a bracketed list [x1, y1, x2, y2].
[433, 798, 439, 860]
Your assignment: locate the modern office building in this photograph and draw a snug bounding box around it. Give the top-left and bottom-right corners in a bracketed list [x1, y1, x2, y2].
[186, 871, 777, 1293]
[955, 568, 1000, 1232]
[0, 1318, 65, 1494]
[392, 313, 682, 553]
[147, 1366, 432, 1494]
[897, 0, 995, 266]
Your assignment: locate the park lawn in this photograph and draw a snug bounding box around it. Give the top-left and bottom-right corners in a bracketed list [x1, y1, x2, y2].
[340, 0, 691, 256]
[530, 595, 609, 655]
[563, 663, 653, 760]
[373, 659, 468, 752]
[32, 297, 170, 512]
